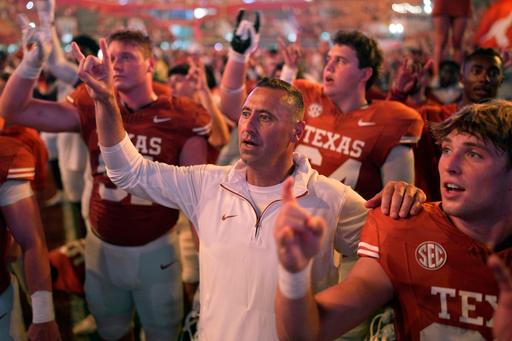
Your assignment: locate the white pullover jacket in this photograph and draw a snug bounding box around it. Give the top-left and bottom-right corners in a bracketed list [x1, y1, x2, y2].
[101, 133, 368, 341]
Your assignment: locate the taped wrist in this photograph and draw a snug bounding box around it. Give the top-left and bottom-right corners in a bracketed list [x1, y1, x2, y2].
[220, 84, 245, 94]
[280, 65, 298, 83]
[36, 0, 55, 27]
[228, 49, 248, 64]
[31, 290, 55, 323]
[14, 60, 43, 80]
[278, 261, 312, 299]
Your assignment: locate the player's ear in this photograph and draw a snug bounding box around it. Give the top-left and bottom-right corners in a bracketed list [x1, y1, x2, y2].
[147, 56, 155, 74]
[291, 120, 305, 143]
[361, 67, 372, 84]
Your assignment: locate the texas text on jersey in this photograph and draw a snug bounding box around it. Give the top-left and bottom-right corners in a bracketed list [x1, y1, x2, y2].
[293, 79, 423, 199]
[358, 203, 511, 341]
[67, 84, 211, 246]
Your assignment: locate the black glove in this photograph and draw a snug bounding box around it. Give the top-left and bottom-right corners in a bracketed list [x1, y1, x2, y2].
[230, 10, 260, 55]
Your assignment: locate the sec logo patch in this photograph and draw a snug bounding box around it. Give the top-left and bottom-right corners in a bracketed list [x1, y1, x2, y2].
[415, 241, 447, 270]
[307, 103, 323, 118]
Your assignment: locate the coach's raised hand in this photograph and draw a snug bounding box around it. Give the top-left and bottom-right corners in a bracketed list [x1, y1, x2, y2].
[274, 177, 326, 273]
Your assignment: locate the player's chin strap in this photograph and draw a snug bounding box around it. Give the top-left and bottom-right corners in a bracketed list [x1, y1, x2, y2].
[367, 307, 395, 341]
[179, 289, 200, 341]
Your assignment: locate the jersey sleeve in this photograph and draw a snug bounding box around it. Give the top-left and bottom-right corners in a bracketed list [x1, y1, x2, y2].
[371, 101, 424, 165]
[66, 84, 96, 141]
[1, 127, 47, 190]
[391, 101, 424, 145]
[0, 139, 36, 185]
[357, 209, 382, 260]
[0, 180, 33, 206]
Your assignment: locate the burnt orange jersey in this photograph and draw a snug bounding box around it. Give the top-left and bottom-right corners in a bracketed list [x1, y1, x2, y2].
[1, 126, 48, 191]
[67, 84, 211, 246]
[358, 203, 511, 341]
[293, 80, 423, 199]
[153, 81, 171, 97]
[0, 136, 37, 293]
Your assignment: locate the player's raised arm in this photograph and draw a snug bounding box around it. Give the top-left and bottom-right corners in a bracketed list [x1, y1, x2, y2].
[278, 35, 302, 83]
[188, 57, 230, 148]
[3, 193, 61, 340]
[219, 9, 260, 122]
[0, 14, 80, 132]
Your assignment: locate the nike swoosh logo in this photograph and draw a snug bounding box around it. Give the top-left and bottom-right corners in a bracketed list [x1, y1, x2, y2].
[160, 261, 176, 270]
[0, 312, 7, 320]
[357, 119, 376, 127]
[153, 116, 172, 124]
[222, 214, 237, 221]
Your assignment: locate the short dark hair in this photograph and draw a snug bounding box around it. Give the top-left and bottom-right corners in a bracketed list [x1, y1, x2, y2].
[439, 60, 460, 72]
[168, 63, 217, 89]
[431, 99, 512, 167]
[73, 35, 99, 57]
[332, 30, 383, 89]
[107, 30, 153, 58]
[463, 48, 503, 71]
[253, 77, 304, 121]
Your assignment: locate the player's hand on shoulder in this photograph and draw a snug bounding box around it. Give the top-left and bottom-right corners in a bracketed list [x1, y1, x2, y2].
[274, 177, 326, 272]
[366, 181, 425, 219]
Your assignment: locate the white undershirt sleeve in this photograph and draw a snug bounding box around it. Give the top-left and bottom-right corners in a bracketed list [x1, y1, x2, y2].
[0, 180, 33, 206]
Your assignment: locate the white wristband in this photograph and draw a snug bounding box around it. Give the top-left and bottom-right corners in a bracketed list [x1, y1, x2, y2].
[228, 49, 248, 64]
[278, 261, 312, 299]
[14, 61, 43, 80]
[220, 84, 245, 94]
[31, 290, 55, 323]
[280, 65, 298, 84]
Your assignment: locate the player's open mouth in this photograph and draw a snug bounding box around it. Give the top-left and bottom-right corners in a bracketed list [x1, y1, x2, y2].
[444, 183, 464, 192]
[473, 87, 490, 95]
[242, 139, 258, 147]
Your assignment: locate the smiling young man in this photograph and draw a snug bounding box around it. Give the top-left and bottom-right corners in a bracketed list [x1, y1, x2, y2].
[274, 99, 512, 341]
[0, 29, 211, 340]
[72, 33, 426, 340]
[390, 47, 506, 201]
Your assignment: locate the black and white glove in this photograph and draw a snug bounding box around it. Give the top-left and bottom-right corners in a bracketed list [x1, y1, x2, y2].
[35, 0, 55, 27]
[229, 10, 260, 64]
[36, 0, 79, 85]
